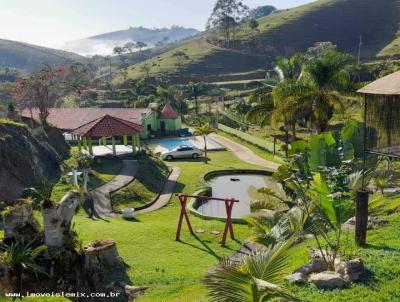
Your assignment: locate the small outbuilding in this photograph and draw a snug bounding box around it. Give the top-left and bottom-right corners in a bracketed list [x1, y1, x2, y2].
[358, 71, 400, 158]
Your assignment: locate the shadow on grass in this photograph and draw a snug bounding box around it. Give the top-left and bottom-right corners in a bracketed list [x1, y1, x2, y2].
[178, 233, 221, 260]
[121, 216, 141, 223]
[166, 156, 211, 163]
[174, 181, 186, 193]
[365, 243, 400, 253]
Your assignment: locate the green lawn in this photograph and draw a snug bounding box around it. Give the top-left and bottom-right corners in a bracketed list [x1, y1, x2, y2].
[2, 146, 400, 301]
[112, 154, 170, 210]
[72, 151, 267, 302]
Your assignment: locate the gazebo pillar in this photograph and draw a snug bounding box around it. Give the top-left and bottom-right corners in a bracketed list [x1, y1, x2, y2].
[82, 137, 88, 150]
[132, 135, 136, 153]
[77, 136, 82, 151]
[88, 138, 93, 156]
[102, 137, 107, 146]
[136, 134, 140, 151]
[112, 136, 117, 155]
[98, 138, 102, 146]
[123, 134, 128, 146]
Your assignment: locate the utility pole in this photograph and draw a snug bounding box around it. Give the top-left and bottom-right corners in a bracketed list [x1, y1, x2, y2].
[357, 35, 363, 65]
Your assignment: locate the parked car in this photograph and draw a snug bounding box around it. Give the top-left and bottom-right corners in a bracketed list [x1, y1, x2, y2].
[160, 145, 203, 160]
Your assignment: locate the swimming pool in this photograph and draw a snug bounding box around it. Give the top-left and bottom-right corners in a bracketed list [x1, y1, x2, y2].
[159, 138, 197, 150]
[157, 137, 223, 151]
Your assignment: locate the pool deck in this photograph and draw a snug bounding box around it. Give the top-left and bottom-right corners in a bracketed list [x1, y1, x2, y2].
[146, 136, 225, 154]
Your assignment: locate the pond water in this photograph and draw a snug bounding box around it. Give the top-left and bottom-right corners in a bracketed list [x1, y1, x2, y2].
[196, 173, 281, 219]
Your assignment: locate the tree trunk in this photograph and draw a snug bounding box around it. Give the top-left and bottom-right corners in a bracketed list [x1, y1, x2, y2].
[355, 190, 369, 246]
[3, 201, 41, 242]
[195, 96, 199, 115]
[42, 191, 82, 247]
[84, 239, 125, 271]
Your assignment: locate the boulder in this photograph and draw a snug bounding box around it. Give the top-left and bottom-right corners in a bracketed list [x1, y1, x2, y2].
[309, 271, 349, 289]
[125, 285, 148, 300]
[0, 121, 61, 202]
[343, 216, 388, 230]
[294, 259, 327, 275]
[345, 259, 365, 282]
[285, 272, 307, 284]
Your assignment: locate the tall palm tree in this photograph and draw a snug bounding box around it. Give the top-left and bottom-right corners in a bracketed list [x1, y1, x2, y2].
[246, 87, 275, 127]
[273, 50, 353, 133]
[193, 124, 215, 163]
[274, 53, 303, 81]
[203, 240, 298, 302]
[186, 82, 206, 115]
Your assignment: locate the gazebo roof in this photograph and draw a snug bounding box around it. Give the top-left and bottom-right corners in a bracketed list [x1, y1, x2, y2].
[159, 102, 178, 119]
[358, 71, 400, 95]
[71, 115, 142, 138]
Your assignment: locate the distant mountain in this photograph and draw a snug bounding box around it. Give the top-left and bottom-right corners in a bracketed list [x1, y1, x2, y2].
[0, 39, 87, 73]
[66, 26, 199, 56]
[114, 0, 400, 84]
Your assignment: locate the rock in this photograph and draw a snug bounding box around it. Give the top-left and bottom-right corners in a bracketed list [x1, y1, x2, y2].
[0, 121, 61, 202]
[334, 259, 346, 276]
[294, 259, 327, 275]
[309, 248, 335, 261]
[125, 285, 148, 300]
[286, 272, 307, 284]
[343, 216, 389, 230]
[309, 271, 349, 289]
[345, 259, 365, 282]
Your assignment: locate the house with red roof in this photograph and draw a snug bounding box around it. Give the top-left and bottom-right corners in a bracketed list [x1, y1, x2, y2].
[20, 103, 182, 138]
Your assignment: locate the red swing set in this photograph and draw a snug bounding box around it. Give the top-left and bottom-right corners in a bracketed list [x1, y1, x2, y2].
[175, 194, 239, 246]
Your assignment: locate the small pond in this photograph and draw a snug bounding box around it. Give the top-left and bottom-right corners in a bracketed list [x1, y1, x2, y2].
[195, 171, 282, 219]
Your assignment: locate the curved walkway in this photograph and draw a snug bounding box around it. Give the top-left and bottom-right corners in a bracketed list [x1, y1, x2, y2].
[90, 160, 138, 218]
[209, 133, 281, 170]
[136, 167, 181, 214]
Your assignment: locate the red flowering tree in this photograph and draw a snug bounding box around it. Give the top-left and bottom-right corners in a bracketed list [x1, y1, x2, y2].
[13, 65, 64, 126]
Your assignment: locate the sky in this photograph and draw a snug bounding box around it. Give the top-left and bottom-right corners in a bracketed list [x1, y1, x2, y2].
[0, 0, 313, 49]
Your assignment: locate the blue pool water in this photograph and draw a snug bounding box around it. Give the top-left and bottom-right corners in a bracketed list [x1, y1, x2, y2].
[158, 137, 223, 151]
[159, 138, 197, 150]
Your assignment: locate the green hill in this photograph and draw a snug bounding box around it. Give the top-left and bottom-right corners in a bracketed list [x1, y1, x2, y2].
[0, 39, 87, 72]
[114, 0, 400, 84]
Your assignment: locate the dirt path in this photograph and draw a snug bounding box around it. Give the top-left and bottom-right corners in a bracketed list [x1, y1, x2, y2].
[90, 160, 138, 217]
[136, 167, 181, 214]
[209, 133, 280, 170]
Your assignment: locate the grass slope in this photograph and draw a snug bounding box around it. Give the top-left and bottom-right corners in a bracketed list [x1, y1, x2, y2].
[115, 0, 400, 83]
[0, 39, 86, 72]
[112, 154, 170, 210]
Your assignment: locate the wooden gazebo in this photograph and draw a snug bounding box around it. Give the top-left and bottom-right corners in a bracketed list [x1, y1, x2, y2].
[71, 115, 142, 156]
[358, 71, 400, 158]
[354, 71, 400, 246]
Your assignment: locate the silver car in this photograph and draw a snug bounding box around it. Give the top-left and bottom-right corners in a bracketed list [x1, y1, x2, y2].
[160, 145, 203, 160]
